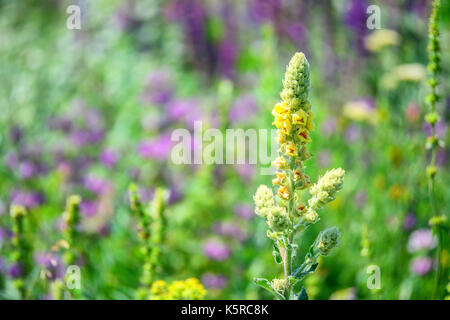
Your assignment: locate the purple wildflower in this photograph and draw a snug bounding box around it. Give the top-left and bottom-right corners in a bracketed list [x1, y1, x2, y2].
[228, 95, 258, 124]
[138, 134, 173, 161]
[233, 203, 253, 220]
[100, 149, 118, 168]
[321, 116, 338, 137]
[142, 70, 173, 105]
[203, 240, 231, 261]
[407, 229, 437, 253]
[11, 189, 45, 208]
[201, 273, 228, 289]
[8, 262, 24, 279]
[410, 256, 432, 276]
[83, 175, 111, 195]
[344, 125, 361, 143]
[403, 213, 416, 231]
[213, 222, 246, 242]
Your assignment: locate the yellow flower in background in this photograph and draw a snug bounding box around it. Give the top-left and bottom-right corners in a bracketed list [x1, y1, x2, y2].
[381, 63, 426, 89]
[389, 184, 405, 201]
[342, 99, 378, 124]
[364, 29, 400, 52]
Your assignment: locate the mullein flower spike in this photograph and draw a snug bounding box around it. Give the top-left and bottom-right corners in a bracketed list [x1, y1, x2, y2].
[129, 184, 169, 299]
[253, 52, 345, 300]
[10, 205, 31, 299]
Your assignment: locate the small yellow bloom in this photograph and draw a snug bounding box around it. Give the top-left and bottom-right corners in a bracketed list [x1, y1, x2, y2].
[272, 102, 290, 117]
[306, 111, 315, 131]
[297, 128, 311, 144]
[296, 202, 307, 214]
[275, 116, 292, 135]
[276, 130, 286, 144]
[278, 185, 290, 200]
[285, 141, 298, 157]
[272, 156, 287, 169]
[293, 166, 304, 181]
[272, 172, 287, 186]
[292, 109, 308, 126]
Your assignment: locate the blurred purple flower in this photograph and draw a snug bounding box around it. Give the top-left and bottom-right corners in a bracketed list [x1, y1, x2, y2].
[248, 0, 281, 23]
[138, 134, 173, 161]
[8, 262, 23, 279]
[19, 161, 37, 179]
[11, 190, 45, 208]
[80, 200, 99, 217]
[235, 164, 255, 183]
[10, 126, 23, 144]
[234, 203, 253, 220]
[70, 129, 104, 147]
[214, 222, 246, 242]
[229, 95, 258, 124]
[410, 256, 432, 276]
[4, 151, 19, 169]
[354, 190, 368, 208]
[203, 240, 231, 261]
[84, 175, 111, 195]
[142, 70, 173, 105]
[344, 125, 361, 143]
[407, 229, 437, 253]
[321, 116, 338, 136]
[201, 273, 228, 289]
[0, 227, 13, 243]
[344, 0, 369, 52]
[168, 187, 182, 204]
[424, 120, 447, 139]
[35, 252, 64, 280]
[100, 149, 118, 168]
[403, 213, 416, 231]
[317, 149, 332, 168]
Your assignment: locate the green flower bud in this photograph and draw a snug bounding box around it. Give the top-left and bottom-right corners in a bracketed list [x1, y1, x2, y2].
[280, 52, 310, 110]
[254, 185, 275, 218]
[304, 208, 319, 223]
[425, 112, 439, 125]
[267, 206, 290, 232]
[316, 227, 341, 256]
[309, 168, 345, 210]
[426, 165, 438, 178]
[429, 215, 447, 226]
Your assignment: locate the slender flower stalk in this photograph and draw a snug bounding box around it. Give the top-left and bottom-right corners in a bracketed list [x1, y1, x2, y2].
[129, 184, 167, 299]
[61, 195, 82, 299]
[424, 0, 446, 300]
[10, 205, 32, 299]
[253, 52, 345, 300]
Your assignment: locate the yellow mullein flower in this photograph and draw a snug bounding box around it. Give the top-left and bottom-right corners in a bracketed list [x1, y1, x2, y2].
[296, 202, 307, 214]
[292, 109, 308, 126]
[285, 141, 298, 157]
[272, 172, 287, 186]
[293, 166, 304, 181]
[272, 156, 288, 169]
[276, 130, 286, 144]
[278, 185, 291, 200]
[272, 101, 290, 117]
[297, 128, 311, 144]
[275, 116, 292, 135]
[306, 111, 315, 131]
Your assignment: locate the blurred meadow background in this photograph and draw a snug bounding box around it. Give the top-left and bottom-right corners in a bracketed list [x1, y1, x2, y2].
[0, 0, 449, 300]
